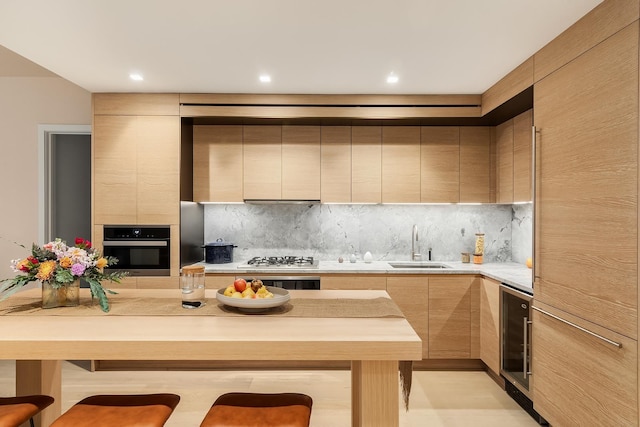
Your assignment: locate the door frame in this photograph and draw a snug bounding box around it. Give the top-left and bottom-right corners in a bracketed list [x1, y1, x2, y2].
[38, 124, 91, 245]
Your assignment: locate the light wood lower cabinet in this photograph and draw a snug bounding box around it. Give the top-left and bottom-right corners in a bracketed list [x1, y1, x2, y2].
[386, 276, 429, 359]
[429, 276, 480, 359]
[205, 275, 236, 289]
[320, 275, 386, 290]
[532, 302, 637, 427]
[480, 277, 500, 375]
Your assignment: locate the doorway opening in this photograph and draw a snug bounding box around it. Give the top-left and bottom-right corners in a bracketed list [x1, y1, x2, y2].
[38, 125, 91, 245]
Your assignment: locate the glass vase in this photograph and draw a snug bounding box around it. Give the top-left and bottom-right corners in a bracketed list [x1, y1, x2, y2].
[41, 280, 80, 309]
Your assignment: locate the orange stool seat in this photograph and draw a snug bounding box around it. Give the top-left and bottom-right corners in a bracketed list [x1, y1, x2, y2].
[50, 393, 180, 427]
[200, 392, 312, 427]
[0, 395, 54, 427]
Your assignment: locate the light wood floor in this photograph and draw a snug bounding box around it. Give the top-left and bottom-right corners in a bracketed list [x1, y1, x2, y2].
[0, 361, 540, 426]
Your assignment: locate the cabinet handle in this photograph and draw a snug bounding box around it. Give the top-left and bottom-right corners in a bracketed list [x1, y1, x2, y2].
[523, 316, 529, 379]
[532, 306, 622, 348]
[531, 126, 539, 280]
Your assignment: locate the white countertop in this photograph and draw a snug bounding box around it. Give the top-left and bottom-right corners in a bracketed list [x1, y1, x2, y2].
[194, 259, 534, 294]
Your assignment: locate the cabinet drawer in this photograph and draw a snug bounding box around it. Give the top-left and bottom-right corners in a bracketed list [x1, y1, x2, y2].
[532, 303, 637, 426]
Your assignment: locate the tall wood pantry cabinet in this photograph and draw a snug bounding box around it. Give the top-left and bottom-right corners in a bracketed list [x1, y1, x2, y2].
[532, 20, 638, 426]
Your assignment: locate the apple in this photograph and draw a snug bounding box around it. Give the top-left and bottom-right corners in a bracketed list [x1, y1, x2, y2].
[234, 278, 247, 292]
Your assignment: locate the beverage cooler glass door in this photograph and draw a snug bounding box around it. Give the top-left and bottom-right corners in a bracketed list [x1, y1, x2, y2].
[500, 285, 532, 397]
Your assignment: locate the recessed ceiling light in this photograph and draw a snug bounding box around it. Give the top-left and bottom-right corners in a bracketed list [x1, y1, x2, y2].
[386, 74, 399, 84]
[259, 74, 271, 83]
[129, 73, 144, 81]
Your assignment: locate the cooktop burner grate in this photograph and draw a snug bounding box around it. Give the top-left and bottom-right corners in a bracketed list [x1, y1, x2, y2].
[243, 256, 318, 268]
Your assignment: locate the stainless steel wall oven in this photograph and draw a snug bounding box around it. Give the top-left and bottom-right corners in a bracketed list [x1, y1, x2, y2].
[103, 226, 170, 276]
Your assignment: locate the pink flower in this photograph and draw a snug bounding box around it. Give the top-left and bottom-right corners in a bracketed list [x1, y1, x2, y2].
[71, 263, 85, 276]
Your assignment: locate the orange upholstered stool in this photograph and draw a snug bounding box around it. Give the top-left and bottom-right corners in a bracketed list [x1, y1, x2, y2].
[0, 395, 54, 427]
[50, 393, 180, 427]
[200, 392, 313, 427]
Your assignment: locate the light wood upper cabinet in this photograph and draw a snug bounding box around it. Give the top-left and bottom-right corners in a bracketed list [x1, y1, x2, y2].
[94, 115, 138, 224]
[193, 125, 243, 202]
[282, 126, 321, 200]
[480, 277, 500, 375]
[387, 276, 429, 359]
[243, 126, 282, 200]
[460, 127, 491, 203]
[94, 115, 179, 225]
[382, 127, 421, 203]
[352, 126, 382, 203]
[429, 276, 477, 358]
[534, 23, 638, 339]
[420, 127, 460, 203]
[136, 116, 180, 224]
[495, 119, 514, 204]
[321, 126, 351, 203]
[513, 110, 532, 202]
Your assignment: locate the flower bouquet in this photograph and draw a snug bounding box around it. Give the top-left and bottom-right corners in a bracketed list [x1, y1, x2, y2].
[0, 238, 128, 312]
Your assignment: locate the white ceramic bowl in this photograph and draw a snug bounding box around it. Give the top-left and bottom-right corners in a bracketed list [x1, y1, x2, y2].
[216, 286, 290, 312]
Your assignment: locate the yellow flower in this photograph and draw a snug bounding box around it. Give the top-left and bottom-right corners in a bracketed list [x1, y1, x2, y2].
[96, 258, 108, 270]
[59, 257, 72, 269]
[36, 260, 57, 281]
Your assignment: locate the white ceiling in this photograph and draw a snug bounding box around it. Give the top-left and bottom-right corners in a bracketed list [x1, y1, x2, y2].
[0, 0, 603, 94]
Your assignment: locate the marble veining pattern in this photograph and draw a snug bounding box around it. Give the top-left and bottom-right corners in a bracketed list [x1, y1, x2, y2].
[511, 203, 533, 264]
[204, 204, 530, 263]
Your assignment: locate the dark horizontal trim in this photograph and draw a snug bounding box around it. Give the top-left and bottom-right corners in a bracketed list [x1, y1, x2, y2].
[180, 103, 480, 108]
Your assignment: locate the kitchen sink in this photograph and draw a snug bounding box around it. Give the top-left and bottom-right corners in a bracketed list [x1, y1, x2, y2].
[388, 262, 451, 269]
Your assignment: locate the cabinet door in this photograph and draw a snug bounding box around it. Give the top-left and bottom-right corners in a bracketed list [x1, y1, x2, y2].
[480, 278, 500, 375]
[382, 127, 420, 203]
[93, 115, 137, 224]
[320, 275, 386, 290]
[321, 126, 351, 202]
[387, 276, 429, 359]
[282, 126, 321, 200]
[136, 116, 180, 224]
[352, 126, 382, 203]
[460, 127, 491, 203]
[495, 120, 514, 204]
[429, 276, 475, 358]
[534, 24, 638, 338]
[193, 125, 243, 202]
[420, 127, 460, 203]
[243, 126, 282, 200]
[532, 303, 637, 426]
[513, 110, 532, 202]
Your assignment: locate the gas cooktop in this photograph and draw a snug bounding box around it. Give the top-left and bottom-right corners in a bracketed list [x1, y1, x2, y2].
[238, 256, 319, 269]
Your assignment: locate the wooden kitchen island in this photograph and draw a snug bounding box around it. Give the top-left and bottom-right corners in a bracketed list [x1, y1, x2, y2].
[0, 288, 421, 427]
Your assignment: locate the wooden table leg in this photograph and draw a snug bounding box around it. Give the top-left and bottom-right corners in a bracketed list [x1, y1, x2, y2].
[351, 360, 399, 427]
[16, 360, 62, 427]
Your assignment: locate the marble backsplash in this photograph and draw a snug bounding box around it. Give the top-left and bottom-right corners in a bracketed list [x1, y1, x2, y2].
[204, 203, 533, 264]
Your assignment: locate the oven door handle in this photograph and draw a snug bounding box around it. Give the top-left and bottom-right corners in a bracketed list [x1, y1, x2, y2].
[103, 241, 168, 247]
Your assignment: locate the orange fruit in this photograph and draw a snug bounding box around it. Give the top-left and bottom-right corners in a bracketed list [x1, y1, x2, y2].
[526, 257, 533, 269]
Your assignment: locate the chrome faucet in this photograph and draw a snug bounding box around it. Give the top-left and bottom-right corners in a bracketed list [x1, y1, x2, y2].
[411, 224, 421, 261]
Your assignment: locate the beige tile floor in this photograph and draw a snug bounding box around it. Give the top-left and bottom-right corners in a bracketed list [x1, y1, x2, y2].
[0, 361, 540, 426]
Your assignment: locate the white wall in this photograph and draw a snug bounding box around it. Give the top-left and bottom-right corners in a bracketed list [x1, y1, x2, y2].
[0, 76, 91, 279]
